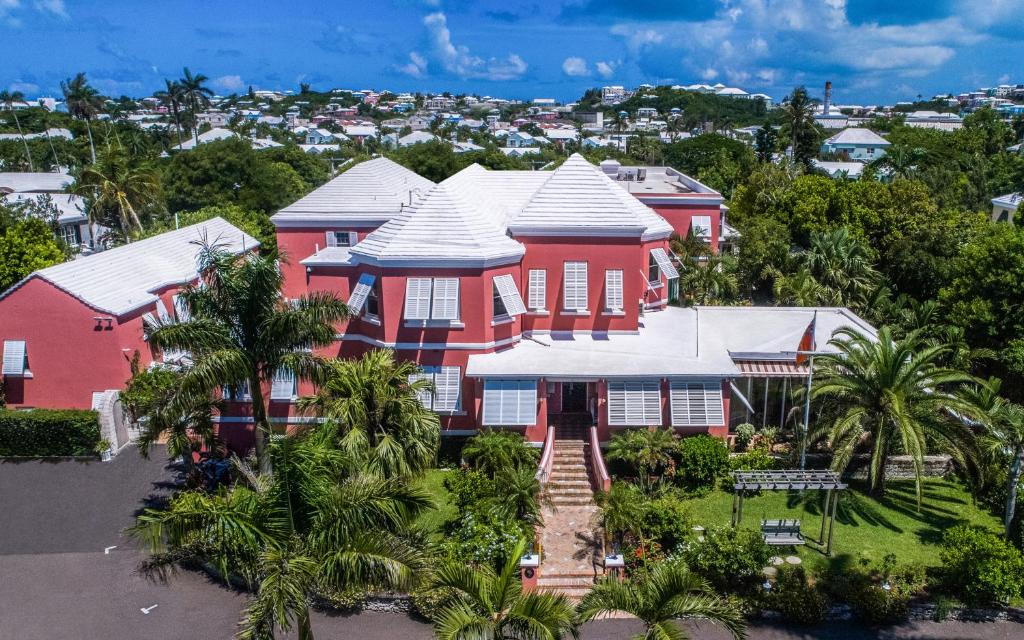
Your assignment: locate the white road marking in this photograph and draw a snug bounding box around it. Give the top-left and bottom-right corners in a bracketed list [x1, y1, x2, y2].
[104, 546, 117, 554]
[140, 605, 158, 614]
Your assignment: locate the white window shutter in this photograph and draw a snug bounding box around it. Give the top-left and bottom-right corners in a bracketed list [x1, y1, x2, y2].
[141, 312, 159, 329]
[155, 299, 172, 324]
[347, 273, 376, 313]
[528, 269, 546, 310]
[482, 380, 536, 425]
[348, 232, 358, 247]
[563, 262, 588, 311]
[605, 269, 623, 311]
[325, 231, 337, 247]
[607, 380, 661, 426]
[669, 379, 724, 426]
[270, 368, 296, 400]
[172, 294, 190, 322]
[651, 248, 679, 280]
[493, 274, 526, 316]
[408, 369, 435, 409]
[517, 380, 536, 423]
[2, 340, 26, 376]
[433, 366, 461, 412]
[404, 278, 433, 320]
[430, 278, 460, 320]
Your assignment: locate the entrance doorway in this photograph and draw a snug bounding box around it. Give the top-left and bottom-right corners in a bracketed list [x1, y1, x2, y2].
[561, 382, 588, 413]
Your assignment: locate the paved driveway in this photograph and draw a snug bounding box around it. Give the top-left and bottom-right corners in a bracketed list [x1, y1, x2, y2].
[1, 447, 1021, 640]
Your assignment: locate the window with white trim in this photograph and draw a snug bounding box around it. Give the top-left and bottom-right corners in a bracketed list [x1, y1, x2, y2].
[482, 379, 537, 425]
[527, 269, 546, 311]
[270, 368, 297, 401]
[669, 379, 724, 426]
[347, 273, 376, 315]
[563, 261, 588, 311]
[607, 380, 662, 426]
[325, 231, 357, 247]
[650, 248, 679, 279]
[223, 380, 251, 402]
[404, 277, 461, 321]
[648, 253, 660, 283]
[408, 366, 462, 412]
[493, 274, 526, 317]
[2, 340, 28, 376]
[604, 269, 623, 311]
[690, 216, 712, 241]
[365, 279, 380, 320]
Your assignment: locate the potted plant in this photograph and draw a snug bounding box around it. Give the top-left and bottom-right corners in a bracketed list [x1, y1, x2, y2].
[96, 439, 113, 462]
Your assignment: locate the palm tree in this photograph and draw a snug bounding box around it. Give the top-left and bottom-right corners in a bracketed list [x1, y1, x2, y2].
[678, 254, 739, 305]
[491, 465, 549, 528]
[461, 429, 539, 478]
[154, 79, 186, 148]
[131, 425, 431, 640]
[577, 561, 747, 640]
[60, 72, 103, 163]
[430, 538, 578, 640]
[594, 481, 645, 553]
[781, 86, 818, 167]
[0, 90, 34, 171]
[147, 243, 350, 475]
[963, 379, 1024, 538]
[770, 267, 832, 306]
[870, 144, 923, 180]
[74, 149, 160, 241]
[179, 67, 213, 146]
[811, 327, 983, 504]
[297, 349, 440, 478]
[606, 427, 678, 482]
[802, 228, 880, 305]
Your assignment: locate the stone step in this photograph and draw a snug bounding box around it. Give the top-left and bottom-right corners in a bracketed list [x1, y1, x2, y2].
[548, 480, 592, 490]
[548, 486, 592, 495]
[549, 472, 589, 481]
[551, 497, 595, 506]
[536, 586, 593, 598]
[537, 576, 595, 587]
[551, 462, 586, 469]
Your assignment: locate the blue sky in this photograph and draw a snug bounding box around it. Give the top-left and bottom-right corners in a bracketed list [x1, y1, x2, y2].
[2, 0, 1022, 104]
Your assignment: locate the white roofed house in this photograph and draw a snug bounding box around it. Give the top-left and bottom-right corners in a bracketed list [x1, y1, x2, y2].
[0, 172, 106, 253]
[305, 128, 337, 145]
[991, 193, 1021, 223]
[820, 127, 890, 162]
[342, 124, 379, 145]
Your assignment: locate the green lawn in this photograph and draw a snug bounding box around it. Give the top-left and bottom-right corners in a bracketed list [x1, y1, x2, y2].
[415, 468, 457, 534]
[686, 478, 1003, 572]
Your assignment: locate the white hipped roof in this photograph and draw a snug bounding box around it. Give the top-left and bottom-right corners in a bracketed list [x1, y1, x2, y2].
[174, 127, 237, 151]
[466, 306, 877, 379]
[0, 172, 72, 193]
[270, 157, 434, 226]
[1, 192, 87, 224]
[824, 128, 890, 146]
[0, 217, 257, 316]
[992, 193, 1022, 210]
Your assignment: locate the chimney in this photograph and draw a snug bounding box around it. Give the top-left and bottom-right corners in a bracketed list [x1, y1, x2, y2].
[823, 81, 832, 115]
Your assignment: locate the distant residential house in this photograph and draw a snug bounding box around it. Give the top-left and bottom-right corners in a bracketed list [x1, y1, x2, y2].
[396, 131, 439, 147]
[500, 147, 541, 157]
[812, 160, 866, 180]
[636, 107, 658, 119]
[904, 111, 963, 131]
[453, 140, 484, 153]
[407, 114, 434, 131]
[0, 127, 73, 142]
[305, 128, 337, 145]
[506, 131, 536, 148]
[173, 127, 237, 151]
[196, 111, 229, 127]
[343, 124, 378, 144]
[0, 172, 105, 253]
[544, 128, 580, 149]
[991, 193, 1022, 223]
[820, 128, 890, 161]
[381, 118, 407, 130]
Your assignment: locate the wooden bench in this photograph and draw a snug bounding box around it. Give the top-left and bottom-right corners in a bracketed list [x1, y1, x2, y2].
[761, 519, 805, 546]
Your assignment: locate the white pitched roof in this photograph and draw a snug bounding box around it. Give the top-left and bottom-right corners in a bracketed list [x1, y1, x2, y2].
[0, 172, 72, 193]
[508, 154, 674, 238]
[351, 181, 525, 267]
[270, 157, 434, 226]
[1, 192, 87, 224]
[824, 128, 890, 146]
[992, 193, 1022, 210]
[398, 131, 439, 146]
[0, 217, 257, 316]
[174, 127, 237, 150]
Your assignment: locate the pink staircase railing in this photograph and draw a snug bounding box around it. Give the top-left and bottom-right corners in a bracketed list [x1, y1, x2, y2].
[589, 425, 611, 492]
[535, 425, 556, 486]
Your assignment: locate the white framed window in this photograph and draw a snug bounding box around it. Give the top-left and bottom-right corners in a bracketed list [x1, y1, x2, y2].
[223, 380, 251, 401]
[650, 248, 679, 279]
[404, 278, 433, 320]
[493, 274, 526, 317]
[270, 368, 297, 401]
[325, 231, 357, 247]
[2, 340, 27, 376]
[605, 269, 623, 311]
[430, 278, 460, 321]
[690, 217, 712, 241]
[607, 380, 662, 426]
[365, 279, 380, 320]
[347, 273, 376, 315]
[61, 224, 82, 247]
[669, 379, 724, 426]
[408, 366, 462, 412]
[527, 269, 546, 310]
[563, 261, 588, 311]
[482, 379, 537, 426]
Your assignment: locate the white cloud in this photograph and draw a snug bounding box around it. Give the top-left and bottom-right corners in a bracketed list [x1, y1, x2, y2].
[595, 61, 616, 79]
[610, 24, 664, 52]
[419, 12, 527, 81]
[211, 75, 245, 93]
[562, 56, 590, 77]
[34, 0, 66, 18]
[1, 0, 21, 26]
[398, 51, 428, 78]
[701, 67, 718, 81]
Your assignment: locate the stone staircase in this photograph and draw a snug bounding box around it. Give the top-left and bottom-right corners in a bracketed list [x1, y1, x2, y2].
[536, 423, 603, 600]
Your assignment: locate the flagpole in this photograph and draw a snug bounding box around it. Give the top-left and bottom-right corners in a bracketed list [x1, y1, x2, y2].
[799, 310, 818, 470]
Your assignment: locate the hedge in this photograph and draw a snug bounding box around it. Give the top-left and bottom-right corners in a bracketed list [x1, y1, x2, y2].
[0, 409, 101, 456]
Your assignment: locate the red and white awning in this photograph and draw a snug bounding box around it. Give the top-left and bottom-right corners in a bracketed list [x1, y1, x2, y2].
[734, 360, 809, 378]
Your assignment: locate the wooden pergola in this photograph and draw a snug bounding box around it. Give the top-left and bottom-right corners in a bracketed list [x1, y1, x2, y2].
[731, 469, 847, 555]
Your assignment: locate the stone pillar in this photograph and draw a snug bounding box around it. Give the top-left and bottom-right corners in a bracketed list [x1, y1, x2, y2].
[520, 553, 541, 592]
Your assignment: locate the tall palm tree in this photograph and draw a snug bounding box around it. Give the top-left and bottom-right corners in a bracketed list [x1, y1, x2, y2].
[60, 72, 103, 163]
[491, 465, 549, 529]
[430, 538, 578, 640]
[147, 243, 350, 475]
[0, 90, 34, 171]
[577, 561, 747, 640]
[811, 327, 983, 504]
[131, 425, 431, 640]
[154, 79, 186, 148]
[801, 228, 880, 305]
[870, 144, 923, 180]
[678, 254, 739, 305]
[297, 349, 440, 478]
[179, 67, 213, 146]
[781, 86, 818, 167]
[74, 148, 160, 241]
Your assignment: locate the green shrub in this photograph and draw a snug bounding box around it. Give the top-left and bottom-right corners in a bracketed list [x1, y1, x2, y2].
[734, 423, 756, 450]
[772, 566, 829, 625]
[0, 409, 101, 456]
[729, 449, 780, 471]
[676, 435, 730, 488]
[461, 429, 538, 478]
[940, 525, 1024, 605]
[824, 557, 926, 625]
[681, 525, 772, 592]
[640, 494, 692, 550]
[409, 585, 461, 622]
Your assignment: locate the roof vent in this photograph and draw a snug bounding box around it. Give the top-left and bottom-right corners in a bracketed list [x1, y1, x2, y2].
[599, 159, 621, 176]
